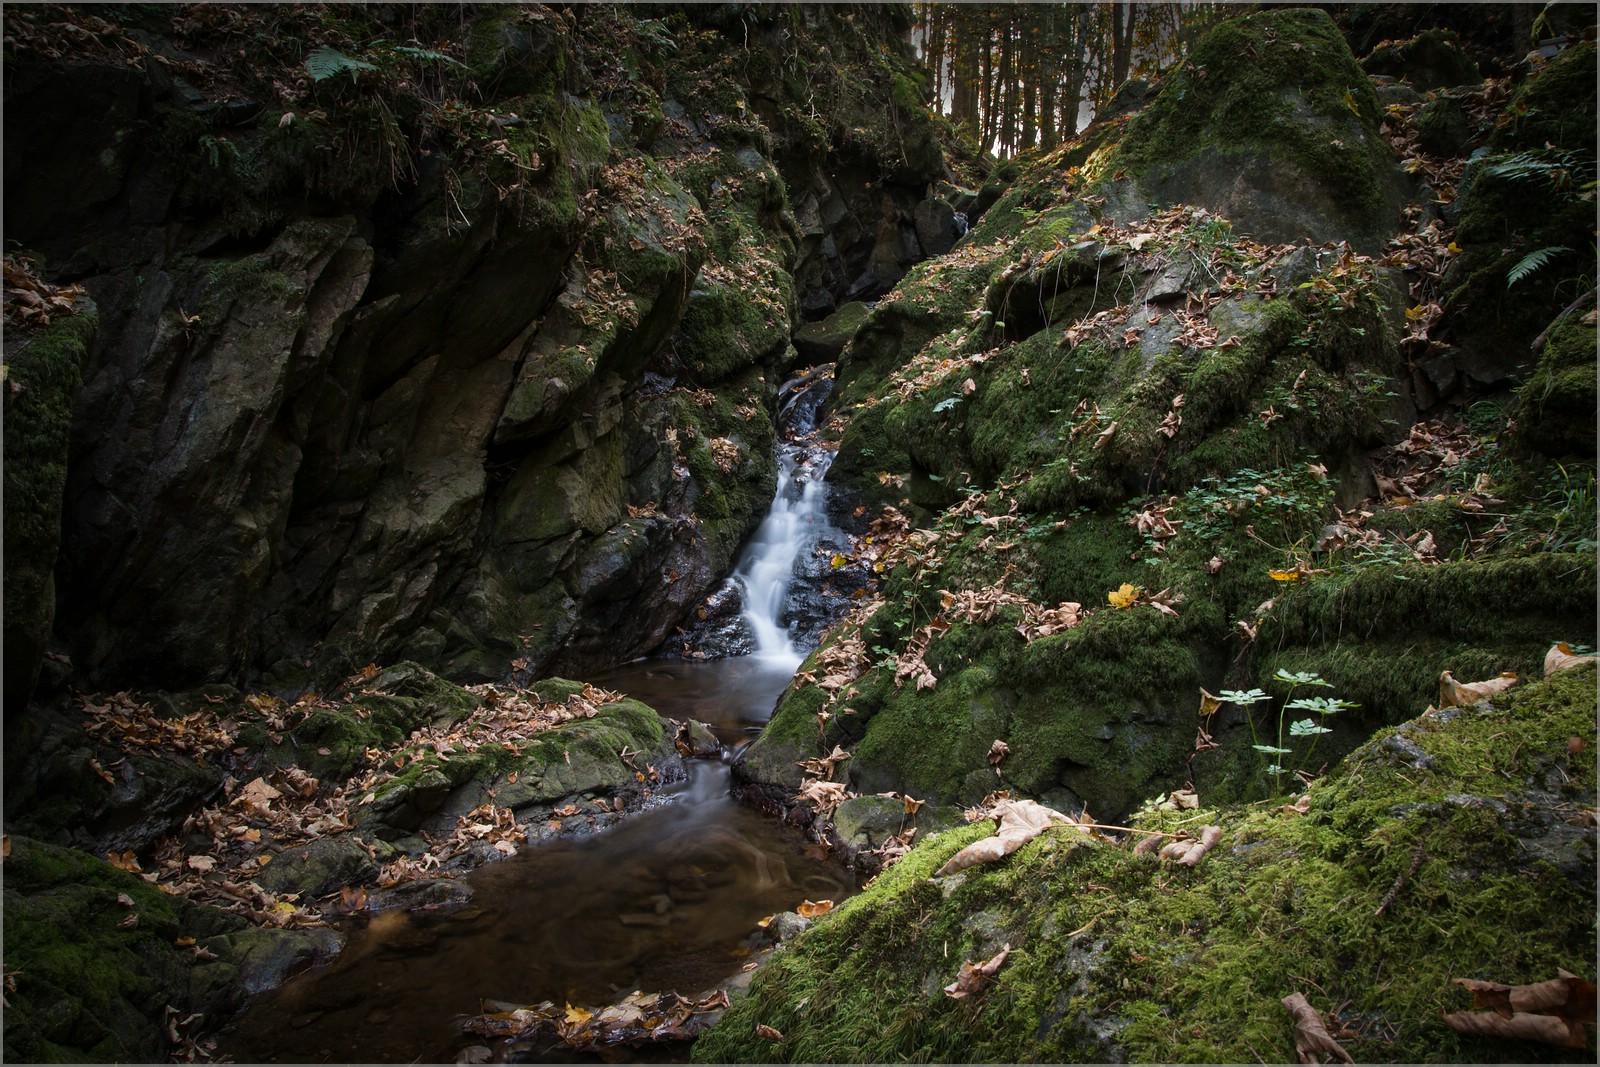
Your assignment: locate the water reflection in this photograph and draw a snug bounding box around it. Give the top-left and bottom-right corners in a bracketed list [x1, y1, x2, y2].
[219, 659, 845, 1064]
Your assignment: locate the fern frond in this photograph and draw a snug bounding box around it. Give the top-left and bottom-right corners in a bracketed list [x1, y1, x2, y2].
[305, 47, 379, 83]
[1506, 246, 1572, 288]
[391, 45, 465, 68]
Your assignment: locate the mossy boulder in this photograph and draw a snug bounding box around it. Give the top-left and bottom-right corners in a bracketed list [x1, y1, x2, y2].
[2, 836, 341, 1063]
[355, 679, 682, 841]
[696, 666, 1597, 1064]
[1513, 323, 1598, 458]
[1361, 27, 1482, 90]
[1104, 7, 1414, 253]
[2, 305, 93, 711]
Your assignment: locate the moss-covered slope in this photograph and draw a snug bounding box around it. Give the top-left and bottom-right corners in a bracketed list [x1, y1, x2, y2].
[701, 666, 1598, 1064]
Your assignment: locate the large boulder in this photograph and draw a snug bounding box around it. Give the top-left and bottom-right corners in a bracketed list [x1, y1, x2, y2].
[1103, 7, 1416, 253]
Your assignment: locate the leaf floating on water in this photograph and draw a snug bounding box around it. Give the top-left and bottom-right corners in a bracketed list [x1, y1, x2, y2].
[944, 944, 1011, 1000]
[1281, 992, 1354, 1064]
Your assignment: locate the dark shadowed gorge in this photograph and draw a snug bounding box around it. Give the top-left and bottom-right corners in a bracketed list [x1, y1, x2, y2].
[2, 4, 1595, 1064]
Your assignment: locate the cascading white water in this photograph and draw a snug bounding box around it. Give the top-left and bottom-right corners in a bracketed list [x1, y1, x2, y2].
[729, 369, 841, 671]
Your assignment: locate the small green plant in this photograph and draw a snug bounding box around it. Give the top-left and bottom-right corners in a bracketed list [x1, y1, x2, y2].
[305, 46, 379, 83]
[1222, 668, 1357, 790]
[1506, 245, 1573, 288]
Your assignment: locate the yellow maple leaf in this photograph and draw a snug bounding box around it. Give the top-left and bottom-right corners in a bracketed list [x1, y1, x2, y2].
[1107, 583, 1139, 609]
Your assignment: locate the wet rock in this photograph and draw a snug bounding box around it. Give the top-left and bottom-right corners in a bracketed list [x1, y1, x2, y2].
[912, 198, 962, 257]
[766, 911, 812, 942]
[198, 926, 346, 996]
[368, 877, 475, 912]
[254, 834, 395, 898]
[793, 301, 871, 364]
[673, 718, 723, 759]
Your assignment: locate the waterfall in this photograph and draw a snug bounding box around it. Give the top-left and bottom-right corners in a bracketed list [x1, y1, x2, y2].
[728, 367, 842, 672]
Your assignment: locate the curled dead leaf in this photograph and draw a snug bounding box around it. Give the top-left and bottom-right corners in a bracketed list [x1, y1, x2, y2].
[796, 899, 834, 919]
[1545, 642, 1597, 677]
[755, 1023, 785, 1041]
[944, 944, 1011, 1000]
[1282, 992, 1354, 1063]
[1439, 670, 1518, 708]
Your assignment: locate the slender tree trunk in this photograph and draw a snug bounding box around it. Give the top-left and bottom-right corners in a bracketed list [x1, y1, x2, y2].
[1111, 1, 1135, 91]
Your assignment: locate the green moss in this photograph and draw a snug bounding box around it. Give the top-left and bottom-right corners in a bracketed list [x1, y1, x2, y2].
[2, 836, 231, 1063]
[1516, 323, 1598, 457]
[698, 668, 1597, 1064]
[1110, 8, 1396, 241]
[2, 306, 95, 705]
[1490, 41, 1597, 156]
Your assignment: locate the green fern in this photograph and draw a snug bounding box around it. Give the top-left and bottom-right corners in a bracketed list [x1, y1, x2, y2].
[390, 45, 465, 68]
[304, 46, 379, 83]
[1506, 245, 1572, 288]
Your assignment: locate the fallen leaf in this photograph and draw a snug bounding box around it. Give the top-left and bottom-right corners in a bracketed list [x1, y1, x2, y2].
[987, 739, 1011, 767]
[1158, 825, 1223, 867]
[756, 1023, 785, 1041]
[796, 899, 834, 919]
[186, 855, 216, 873]
[1545, 642, 1597, 677]
[1439, 670, 1518, 708]
[944, 944, 1011, 1000]
[107, 849, 141, 872]
[1282, 992, 1354, 1063]
[1107, 582, 1139, 609]
[934, 800, 1081, 876]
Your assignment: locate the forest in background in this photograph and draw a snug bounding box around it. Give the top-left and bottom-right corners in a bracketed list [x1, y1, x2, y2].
[912, 1, 1556, 157]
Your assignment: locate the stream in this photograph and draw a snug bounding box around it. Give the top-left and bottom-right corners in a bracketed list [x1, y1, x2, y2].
[218, 369, 855, 1063]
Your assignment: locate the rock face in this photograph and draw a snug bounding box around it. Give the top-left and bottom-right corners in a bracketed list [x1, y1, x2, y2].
[1, 4, 950, 699]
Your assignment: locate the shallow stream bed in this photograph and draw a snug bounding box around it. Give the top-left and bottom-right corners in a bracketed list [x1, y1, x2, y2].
[219, 658, 852, 1063]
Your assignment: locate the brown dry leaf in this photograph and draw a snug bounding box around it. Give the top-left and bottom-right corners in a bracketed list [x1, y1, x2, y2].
[106, 849, 141, 872]
[934, 800, 1080, 876]
[1545, 642, 1597, 677]
[1448, 969, 1596, 1048]
[755, 1023, 785, 1041]
[1439, 670, 1518, 708]
[1441, 1008, 1586, 1048]
[1159, 825, 1223, 868]
[987, 739, 1011, 768]
[2, 835, 9, 859]
[944, 944, 1011, 1000]
[796, 899, 834, 919]
[186, 855, 216, 873]
[1282, 992, 1354, 1063]
[1282, 793, 1312, 816]
[797, 744, 852, 781]
[235, 776, 283, 814]
[1197, 688, 1223, 718]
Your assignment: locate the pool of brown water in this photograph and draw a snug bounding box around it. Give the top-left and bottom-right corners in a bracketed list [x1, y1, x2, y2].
[218, 657, 850, 1063]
